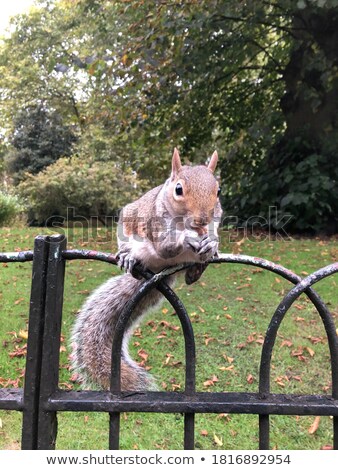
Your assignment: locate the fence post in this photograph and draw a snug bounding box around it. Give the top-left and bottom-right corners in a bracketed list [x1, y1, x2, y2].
[21, 236, 50, 449]
[37, 234, 66, 450]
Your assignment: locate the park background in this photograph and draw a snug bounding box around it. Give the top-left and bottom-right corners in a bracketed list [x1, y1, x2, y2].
[0, 0, 337, 450]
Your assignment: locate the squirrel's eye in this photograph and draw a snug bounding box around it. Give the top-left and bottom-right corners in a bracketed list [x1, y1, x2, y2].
[217, 187, 221, 197]
[175, 183, 183, 196]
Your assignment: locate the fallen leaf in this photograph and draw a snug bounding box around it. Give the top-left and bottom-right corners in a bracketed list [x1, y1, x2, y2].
[205, 337, 215, 346]
[236, 283, 251, 290]
[214, 434, 223, 446]
[306, 347, 315, 357]
[18, 330, 28, 340]
[295, 304, 305, 310]
[281, 340, 293, 348]
[219, 365, 234, 371]
[200, 430, 208, 436]
[137, 349, 149, 362]
[247, 374, 254, 384]
[309, 336, 324, 344]
[203, 375, 219, 387]
[308, 416, 321, 435]
[9, 345, 27, 358]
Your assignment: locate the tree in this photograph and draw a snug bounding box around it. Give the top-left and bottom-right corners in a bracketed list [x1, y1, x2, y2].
[1, 0, 337, 231]
[5, 104, 77, 183]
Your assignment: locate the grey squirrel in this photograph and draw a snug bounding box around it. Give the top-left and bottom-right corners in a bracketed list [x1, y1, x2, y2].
[70, 148, 222, 390]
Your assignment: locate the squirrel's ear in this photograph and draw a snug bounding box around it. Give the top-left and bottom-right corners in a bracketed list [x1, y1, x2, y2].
[207, 150, 218, 173]
[171, 147, 182, 179]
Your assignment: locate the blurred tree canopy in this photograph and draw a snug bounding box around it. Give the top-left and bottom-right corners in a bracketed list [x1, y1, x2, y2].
[0, 0, 337, 232]
[6, 104, 77, 184]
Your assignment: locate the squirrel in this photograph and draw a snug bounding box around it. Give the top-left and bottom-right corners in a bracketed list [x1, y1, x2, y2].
[70, 148, 222, 391]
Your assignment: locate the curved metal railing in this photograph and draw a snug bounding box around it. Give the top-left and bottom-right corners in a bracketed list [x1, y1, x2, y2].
[0, 235, 337, 450]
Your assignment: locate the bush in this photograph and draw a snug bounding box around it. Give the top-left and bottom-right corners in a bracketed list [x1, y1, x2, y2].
[221, 136, 338, 234]
[0, 191, 23, 226]
[17, 157, 148, 225]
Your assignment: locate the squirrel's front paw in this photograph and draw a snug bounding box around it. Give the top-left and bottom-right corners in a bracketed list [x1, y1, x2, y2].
[197, 235, 219, 262]
[116, 250, 143, 279]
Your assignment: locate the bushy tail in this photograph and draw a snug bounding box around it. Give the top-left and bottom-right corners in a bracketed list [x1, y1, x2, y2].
[70, 273, 168, 391]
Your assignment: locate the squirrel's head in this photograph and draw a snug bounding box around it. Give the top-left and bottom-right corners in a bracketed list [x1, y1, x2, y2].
[166, 148, 221, 235]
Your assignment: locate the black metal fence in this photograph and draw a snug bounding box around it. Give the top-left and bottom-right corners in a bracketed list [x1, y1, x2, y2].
[0, 234, 337, 450]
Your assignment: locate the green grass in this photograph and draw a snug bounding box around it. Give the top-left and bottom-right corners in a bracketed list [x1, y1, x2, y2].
[0, 225, 337, 450]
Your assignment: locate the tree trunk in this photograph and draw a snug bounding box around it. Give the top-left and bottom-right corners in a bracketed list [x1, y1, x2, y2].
[280, 8, 338, 143]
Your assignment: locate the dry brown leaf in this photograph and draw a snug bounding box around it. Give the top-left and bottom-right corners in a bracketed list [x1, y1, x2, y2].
[247, 374, 254, 384]
[137, 349, 149, 362]
[281, 340, 293, 348]
[236, 283, 251, 290]
[205, 337, 215, 346]
[219, 365, 234, 371]
[295, 304, 305, 310]
[308, 416, 321, 434]
[306, 347, 315, 357]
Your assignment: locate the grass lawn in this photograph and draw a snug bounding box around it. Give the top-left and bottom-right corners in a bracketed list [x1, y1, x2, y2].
[0, 225, 337, 450]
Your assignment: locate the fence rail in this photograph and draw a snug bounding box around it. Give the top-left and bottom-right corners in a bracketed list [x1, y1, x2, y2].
[0, 234, 337, 450]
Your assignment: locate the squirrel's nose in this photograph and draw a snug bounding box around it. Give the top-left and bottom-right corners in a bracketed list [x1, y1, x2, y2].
[191, 217, 209, 235]
[193, 216, 208, 227]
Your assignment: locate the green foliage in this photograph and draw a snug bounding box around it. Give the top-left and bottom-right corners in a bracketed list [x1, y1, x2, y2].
[17, 157, 148, 224]
[0, 0, 338, 232]
[222, 136, 338, 233]
[0, 192, 23, 226]
[5, 104, 77, 184]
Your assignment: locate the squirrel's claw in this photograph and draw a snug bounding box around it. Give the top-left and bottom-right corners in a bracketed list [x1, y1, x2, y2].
[116, 250, 143, 280]
[197, 236, 218, 261]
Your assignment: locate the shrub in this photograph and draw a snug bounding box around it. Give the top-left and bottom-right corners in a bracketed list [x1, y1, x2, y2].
[221, 136, 338, 234]
[0, 191, 23, 226]
[17, 157, 148, 225]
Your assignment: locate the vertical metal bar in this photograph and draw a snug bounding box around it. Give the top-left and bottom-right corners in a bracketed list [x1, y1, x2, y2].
[334, 417, 338, 450]
[184, 414, 195, 450]
[109, 413, 121, 450]
[109, 269, 196, 450]
[37, 234, 66, 450]
[259, 415, 270, 450]
[21, 236, 50, 449]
